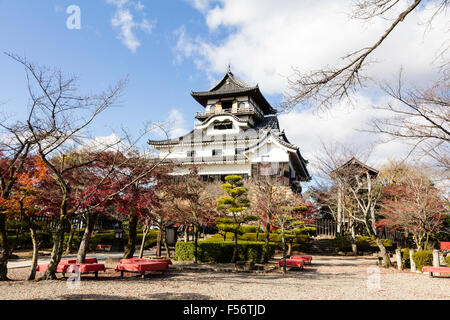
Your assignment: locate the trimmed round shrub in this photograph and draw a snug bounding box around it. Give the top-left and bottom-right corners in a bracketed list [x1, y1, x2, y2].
[333, 235, 393, 253]
[412, 250, 433, 271]
[334, 234, 352, 253]
[240, 225, 261, 234]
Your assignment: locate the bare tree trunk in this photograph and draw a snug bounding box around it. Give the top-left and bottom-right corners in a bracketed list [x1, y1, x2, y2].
[375, 237, 391, 268]
[365, 218, 391, 268]
[42, 193, 69, 280]
[0, 214, 10, 281]
[282, 225, 287, 274]
[287, 240, 292, 257]
[264, 223, 271, 263]
[42, 217, 67, 280]
[139, 225, 150, 259]
[184, 225, 188, 242]
[193, 224, 199, 263]
[76, 212, 98, 264]
[424, 232, 430, 251]
[231, 231, 238, 263]
[64, 221, 75, 255]
[162, 229, 171, 258]
[27, 226, 39, 281]
[351, 224, 358, 255]
[337, 185, 342, 234]
[123, 214, 138, 259]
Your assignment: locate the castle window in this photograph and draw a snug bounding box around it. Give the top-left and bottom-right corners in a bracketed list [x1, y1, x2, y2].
[187, 150, 195, 157]
[212, 149, 222, 156]
[214, 121, 233, 130]
[221, 100, 232, 112]
[235, 148, 244, 155]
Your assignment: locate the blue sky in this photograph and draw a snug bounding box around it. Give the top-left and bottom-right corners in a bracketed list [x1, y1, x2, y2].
[0, 0, 256, 141]
[0, 0, 447, 177]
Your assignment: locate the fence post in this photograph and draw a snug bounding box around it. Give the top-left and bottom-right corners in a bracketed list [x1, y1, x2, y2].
[432, 250, 440, 267]
[395, 249, 402, 270]
[409, 249, 416, 272]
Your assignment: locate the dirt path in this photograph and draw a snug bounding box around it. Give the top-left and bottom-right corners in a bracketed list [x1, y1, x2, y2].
[1, 255, 448, 300]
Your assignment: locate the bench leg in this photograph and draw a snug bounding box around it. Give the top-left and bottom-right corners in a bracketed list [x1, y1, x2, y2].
[141, 272, 145, 279]
[94, 271, 98, 279]
[429, 272, 433, 278]
[120, 271, 124, 278]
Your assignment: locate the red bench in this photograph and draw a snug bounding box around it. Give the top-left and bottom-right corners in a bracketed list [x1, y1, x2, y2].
[278, 259, 305, 270]
[36, 257, 103, 277]
[115, 261, 170, 278]
[290, 255, 312, 264]
[119, 258, 172, 268]
[60, 257, 98, 264]
[96, 244, 111, 251]
[440, 242, 450, 252]
[421, 266, 450, 278]
[36, 262, 106, 278]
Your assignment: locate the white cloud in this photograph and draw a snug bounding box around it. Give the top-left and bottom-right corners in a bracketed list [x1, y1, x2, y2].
[166, 109, 189, 139]
[278, 93, 413, 174]
[79, 133, 128, 152]
[176, 0, 448, 179]
[106, 0, 155, 53]
[179, 0, 448, 94]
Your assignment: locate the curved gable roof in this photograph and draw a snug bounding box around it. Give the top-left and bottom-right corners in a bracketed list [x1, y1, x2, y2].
[191, 67, 277, 115]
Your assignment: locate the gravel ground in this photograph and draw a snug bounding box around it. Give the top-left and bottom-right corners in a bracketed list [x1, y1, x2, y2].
[1, 256, 449, 300]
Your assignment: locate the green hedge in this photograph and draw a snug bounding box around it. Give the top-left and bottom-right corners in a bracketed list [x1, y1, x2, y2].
[412, 250, 433, 271]
[175, 240, 277, 263]
[211, 232, 310, 243]
[239, 225, 261, 233]
[334, 235, 393, 253]
[446, 255, 450, 267]
[63, 229, 159, 251]
[6, 232, 53, 249]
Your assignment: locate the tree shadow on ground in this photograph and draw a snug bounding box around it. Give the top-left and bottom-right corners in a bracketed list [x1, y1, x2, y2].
[51, 294, 141, 300]
[165, 269, 364, 287]
[145, 292, 211, 300]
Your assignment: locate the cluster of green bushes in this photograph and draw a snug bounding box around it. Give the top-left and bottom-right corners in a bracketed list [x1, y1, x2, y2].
[175, 240, 277, 263]
[4, 226, 160, 251]
[78, 229, 159, 250]
[334, 234, 393, 253]
[401, 249, 450, 269]
[412, 250, 433, 271]
[6, 232, 54, 250]
[208, 230, 312, 251]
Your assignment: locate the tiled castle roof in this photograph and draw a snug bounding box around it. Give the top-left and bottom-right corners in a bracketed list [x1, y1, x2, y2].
[191, 68, 276, 115]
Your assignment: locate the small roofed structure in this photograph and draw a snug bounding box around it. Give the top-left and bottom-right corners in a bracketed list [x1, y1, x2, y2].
[331, 157, 379, 184]
[330, 157, 379, 234]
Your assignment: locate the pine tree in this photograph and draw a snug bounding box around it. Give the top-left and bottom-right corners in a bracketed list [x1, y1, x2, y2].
[216, 175, 257, 263]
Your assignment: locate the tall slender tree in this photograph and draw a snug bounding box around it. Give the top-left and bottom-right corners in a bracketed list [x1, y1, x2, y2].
[217, 175, 256, 263]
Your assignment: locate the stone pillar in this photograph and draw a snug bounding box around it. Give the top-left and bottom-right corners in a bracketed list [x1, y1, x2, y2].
[433, 249, 440, 267]
[395, 249, 402, 270]
[439, 252, 446, 265]
[409, 249, 416, 272]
